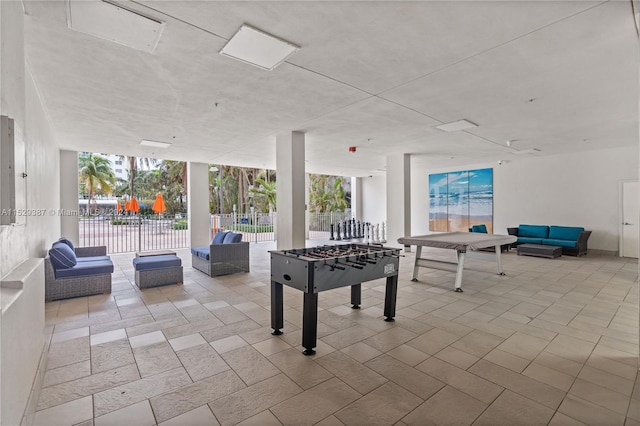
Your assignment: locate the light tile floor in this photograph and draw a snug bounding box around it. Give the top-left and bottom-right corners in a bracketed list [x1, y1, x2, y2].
[37, 242, 639, 425]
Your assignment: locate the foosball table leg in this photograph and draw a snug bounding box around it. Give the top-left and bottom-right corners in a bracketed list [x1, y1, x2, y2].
[351, 283, 361, 309]
[383, 275, 398, 322]
[271, 281, 284, 335]
[302, 292, 318, 355]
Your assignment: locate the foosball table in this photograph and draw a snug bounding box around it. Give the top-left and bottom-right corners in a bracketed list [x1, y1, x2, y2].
[270, 243, 401, 355]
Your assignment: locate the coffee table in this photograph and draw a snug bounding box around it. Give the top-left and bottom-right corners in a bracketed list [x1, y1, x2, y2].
[135, 250, 176, 258]
[517, 244, 562, 259]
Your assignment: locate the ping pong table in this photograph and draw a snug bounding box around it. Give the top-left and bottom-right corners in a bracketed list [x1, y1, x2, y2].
[397, 232, 517, 292]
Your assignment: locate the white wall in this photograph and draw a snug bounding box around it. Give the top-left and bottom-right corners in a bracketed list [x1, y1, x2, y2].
[406, 146, 638, 253]
[0, 2, 60, 424]
[361, 175, 386, 224]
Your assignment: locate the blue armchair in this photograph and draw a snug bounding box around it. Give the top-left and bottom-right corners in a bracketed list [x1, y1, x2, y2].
[191, 231, 250, 276]
[44, 238, 113, 301]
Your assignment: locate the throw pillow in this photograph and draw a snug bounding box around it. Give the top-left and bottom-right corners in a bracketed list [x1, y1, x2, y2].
[57, 237, 75, 251]
[223, 232, 242, 244]
[49, 241, 77, 269]
[212, 231, 229, 245]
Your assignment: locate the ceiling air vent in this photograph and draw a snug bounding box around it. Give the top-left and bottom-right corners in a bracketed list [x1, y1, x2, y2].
[67, 0, 164, 53]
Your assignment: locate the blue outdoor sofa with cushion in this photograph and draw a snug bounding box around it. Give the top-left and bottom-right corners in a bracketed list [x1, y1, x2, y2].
[507, 224, 592, 256]
[191, 231, 250, 276]
[44, 238, 113, 301]
[468, 224, 510, 252]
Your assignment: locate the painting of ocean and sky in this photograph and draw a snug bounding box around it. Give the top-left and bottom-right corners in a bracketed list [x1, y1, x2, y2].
[429, 168, 493, 233]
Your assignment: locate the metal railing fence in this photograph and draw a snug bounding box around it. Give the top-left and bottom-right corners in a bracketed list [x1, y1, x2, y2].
[80, 211, 375, 254]
[79, 214, 189, 254]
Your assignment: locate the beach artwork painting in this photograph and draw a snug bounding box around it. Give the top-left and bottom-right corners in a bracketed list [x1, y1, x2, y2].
[429, 168, 493, 233]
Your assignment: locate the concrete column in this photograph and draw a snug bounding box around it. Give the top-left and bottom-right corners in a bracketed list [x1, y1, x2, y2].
[276, 131, 305, 250]
[386, 154, 411, 248]
[305, 173, 310, 239]
[187, 162, 209, 247]
[60, 150, 79, 243]
[351, 176, 363, 222]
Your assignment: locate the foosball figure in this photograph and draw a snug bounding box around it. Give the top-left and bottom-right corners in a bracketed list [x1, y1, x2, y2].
[381, 222, 386, 242]
[329, 223, 335, 240]
[345, 220, 351, 239]
[336, 222, 342, 240]
[357, 221, 363, 238]
[374, 223, 380, 243]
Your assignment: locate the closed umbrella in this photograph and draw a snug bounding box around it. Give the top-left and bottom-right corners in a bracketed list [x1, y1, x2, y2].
[126, 196, 140, 213]
[125, 200, 131, 211]
[116, 202, 122, 214]
[152, 193, 166, 214]
[130, 196, 140, 213]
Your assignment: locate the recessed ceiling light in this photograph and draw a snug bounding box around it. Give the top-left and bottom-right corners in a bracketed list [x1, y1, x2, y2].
[140, 139, 171, 148]
[67, 0, 164, 53]
[435, 119, 478, 132]
[219, 24, 300, 71]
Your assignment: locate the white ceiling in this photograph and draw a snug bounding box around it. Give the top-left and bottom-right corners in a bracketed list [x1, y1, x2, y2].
[23, 0, 639, 177]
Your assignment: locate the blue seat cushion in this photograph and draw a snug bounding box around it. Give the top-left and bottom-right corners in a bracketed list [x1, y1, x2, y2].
[211, 231, 229, 245]
[77, 255, 111, 262]
[517, 237, 543, 245]
[133, 254, 182, 271]
[518, 225, 549, 238]
[49, 242, 77, 270]
[548, 226, 584, 241]
[542, 239, 577, 248]
[223, 232, 242, 244]
[471, 224, 488, 233]
[190, 247, 210, 261]
[54, 259, 114, 278]
[57, 237, 75, 252]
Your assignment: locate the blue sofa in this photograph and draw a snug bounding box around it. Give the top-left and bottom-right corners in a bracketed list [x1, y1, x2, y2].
[468, 224, 510, 252]
[191, 231, 249, 276]
[507, 225, 592, 256]
[44, 238, 113, 301]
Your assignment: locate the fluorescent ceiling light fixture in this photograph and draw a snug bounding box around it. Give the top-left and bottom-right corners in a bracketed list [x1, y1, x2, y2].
[140, 139, 171, 148]
[435, 119, 478, 132]
[511, 148, 541, 155]
[67, 1, 164, 53]
[219, 24, 300, 71]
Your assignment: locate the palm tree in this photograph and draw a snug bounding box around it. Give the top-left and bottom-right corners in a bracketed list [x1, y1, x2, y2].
[309, 174, 349, 212]
[249, 178, 277, 213]
[79, 153, 116, 211]
[118, 155, 158, 198]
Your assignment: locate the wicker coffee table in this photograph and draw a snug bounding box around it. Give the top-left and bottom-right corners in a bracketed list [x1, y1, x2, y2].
[135, 250, 176, 258]
[517, 244, 562, 259]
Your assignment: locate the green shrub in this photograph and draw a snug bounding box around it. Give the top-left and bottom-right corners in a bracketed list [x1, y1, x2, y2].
[226, 224, 273, 233]
[110, 219, 128, 225]
[172, 219, 188, 230]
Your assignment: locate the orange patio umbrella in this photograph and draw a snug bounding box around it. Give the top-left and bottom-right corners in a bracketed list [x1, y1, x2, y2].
[126, 196, 140, 213]
[116, 202, 122, 213]
[124, 200, 131, 211]
[152, 193, 166, 214]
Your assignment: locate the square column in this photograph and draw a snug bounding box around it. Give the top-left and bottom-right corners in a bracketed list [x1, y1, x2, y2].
[276, 131, 305, 250]
[386, 154, 411, 247]
[60, 150, 79, 243]
[187, 162, 209, 248]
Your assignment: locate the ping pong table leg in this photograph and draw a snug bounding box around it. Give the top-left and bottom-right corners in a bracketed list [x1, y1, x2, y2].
[454, 250, 465, 292]
[495, 246, 506, 276]
[411, 246, 422, 282]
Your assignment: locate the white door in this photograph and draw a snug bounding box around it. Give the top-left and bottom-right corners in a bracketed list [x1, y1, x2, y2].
[621, 181, 639, 258]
